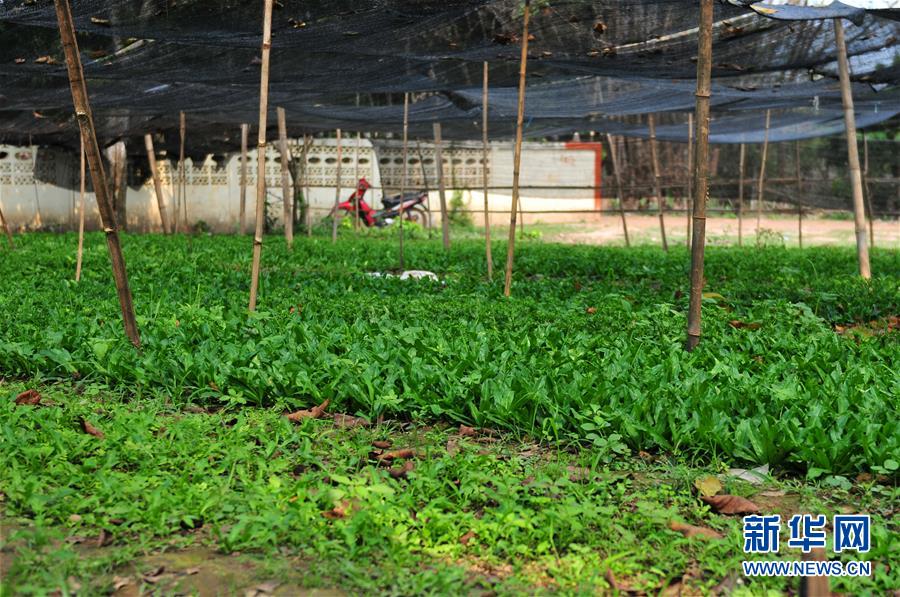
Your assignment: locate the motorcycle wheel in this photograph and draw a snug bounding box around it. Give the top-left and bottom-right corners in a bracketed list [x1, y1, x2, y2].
[406, 207, 429, 227]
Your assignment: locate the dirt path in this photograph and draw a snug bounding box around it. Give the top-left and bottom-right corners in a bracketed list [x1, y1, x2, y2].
[545, 215, 899, 248]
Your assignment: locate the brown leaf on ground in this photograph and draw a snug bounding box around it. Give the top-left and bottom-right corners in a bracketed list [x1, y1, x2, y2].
[390, 460, 415, 479]
[34, 55, 58, 65]
[586, 306, 597, 314]
[446, 438, 460, 457]
[14, 389, 41, 405]
[372, 440, 392, 449]
[331, 413, 369, 428]
[376, 448, 417, 463]
[321, 500, 351, 520]
[702, 494, 760, 515]
[728, 320, 762, 330]
[81, 418, 105, 439]
[668, 520, 723, 540]
[244, 581, 281, 597]
[459, 531, 476, 545]
[95, 528, 113, 547]
[459, 424, 477, 437]
[604, 569, 634, 593]
[141, 566, 166, 584]
[285, 399, 330, 423]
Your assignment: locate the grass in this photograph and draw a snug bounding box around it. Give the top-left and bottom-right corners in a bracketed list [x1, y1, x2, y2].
[0, 233, 897, 594]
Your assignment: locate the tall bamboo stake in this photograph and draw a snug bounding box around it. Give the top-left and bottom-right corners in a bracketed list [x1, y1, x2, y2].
[482, 61, 494, 280]
[416, 140, 433, 234]
[178, 111, 186, 233]
[433, 122, 450, 250]
[737, 143, 745, 246]
[862, 131, 874, 249]
[755, 109, 771, 242]
[503, 0, 530, 298]
[648, 114, 668, 251]
[605, 133, 630, 247]
[144, 134, 171, 234]
[331, 128, 343, 243]
[398, 94, 410, 269]
[795, 140, 803, 248]
[354, 132, 362, 231]
[685, 0, 713, 352]
[248, 0, 274, 312]
[54, 0, 140, 347]
[239, 123, 249, 234]
[834, 19, 871, 278]
[75, 136, 86, 280]
[686, 113, 693, 247]
[277, 107, 293, 250]
[302, 134, 313, 237]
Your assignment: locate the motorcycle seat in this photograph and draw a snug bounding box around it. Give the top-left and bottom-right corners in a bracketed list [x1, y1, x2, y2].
[382, 192, 421, 208]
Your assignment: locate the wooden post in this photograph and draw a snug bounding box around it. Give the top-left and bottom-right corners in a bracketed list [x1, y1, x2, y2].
[178, 111, 186, 233]
[685, 0, 713, 352]
[605, 133, 630, 247]
[738, 143, 745, 246]
[144, 134, 171, 234]
[482, 61, 494, 280]
[277, 107, 293, 250]
[755, 109, 771, 242]
[302, 134, 313, 237]
[686, 113, 693, 247]
[75, 136, 86, 280]
[862, 131, 874, 249]
[54, 0, 140, 347]
[648, 114, 668, 251]
[239, 124, 249, 235]
[399, 93, 410, 269]
[416, 140, 433, 233]
[503, 0, 530, 298]
[248, 0, 274, 312]
[433, 122, 450, 250]
[331, 128, 343, 243]
[354, 132, 362, 231]
[834, 18, 871, 278]
[795, 140, 803, 248]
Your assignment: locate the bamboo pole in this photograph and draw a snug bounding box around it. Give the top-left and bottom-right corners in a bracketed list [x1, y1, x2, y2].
[331, 128, 343, 243]
[248, 0, 274, 312]
[755, 109, 771, 242]
[239, 123, 249, 235]
[54, 0, 140, 347]
[433, 122, 450, 250]
[277, 107, 293, 250]
[482, 61, 494, 280]
[302, 134, 313, 237]
[416, 140, 433, 233]
[648, 114, 668, 251]
[862, 131, 874, 249]
[178, 111, 186, 233]
[738, 143, 745, 246]
[75, 136, 86, 280]
[685, 0, 713, 352]
[398, 93, 410, 269]
[605, 134, 630, 247]
[354, 132, 362, 231]
[795, 140, 803, 248]
[686, 113, 693, 247]
[834, 18, 871, 278]
[503, 0, 530, 297]
[144, 134, 171, 234]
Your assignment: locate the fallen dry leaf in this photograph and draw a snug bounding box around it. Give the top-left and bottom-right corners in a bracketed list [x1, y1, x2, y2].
[389, 460, 415, 479]
[586, 306, 597, 314]
[446, 437, 460, 457]
[96, 528, 113, 547]
[694, 475, 722, 497]
[321, 500, 351, 520]
[285, 399, 330, 423]
[604, 569, 634, 593]
[34, 55, 58, 65]
[668, 520, 723, 540]
[459, 424, 477, 437]
[376, 448, 417, 463]
[244, 581, 281, 597]
[729, 320, 762, 330]
[331, 413, 369, 428]
[141, 565, 166, 584]
[459, 530, 476, 545]
[702, 494, 760, 515]
[14, 389, 41, 406]
[81, 418, 105, 439]
[372, 440, 392, 449]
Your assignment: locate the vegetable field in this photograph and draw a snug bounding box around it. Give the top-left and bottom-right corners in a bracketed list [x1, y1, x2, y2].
[1, 234, 898, 594]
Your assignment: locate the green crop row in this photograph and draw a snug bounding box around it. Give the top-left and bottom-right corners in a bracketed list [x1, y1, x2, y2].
[0, 233, 897, 474]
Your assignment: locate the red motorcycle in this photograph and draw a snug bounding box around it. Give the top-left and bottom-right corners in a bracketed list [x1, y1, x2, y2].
[334, 178, 429, 227]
